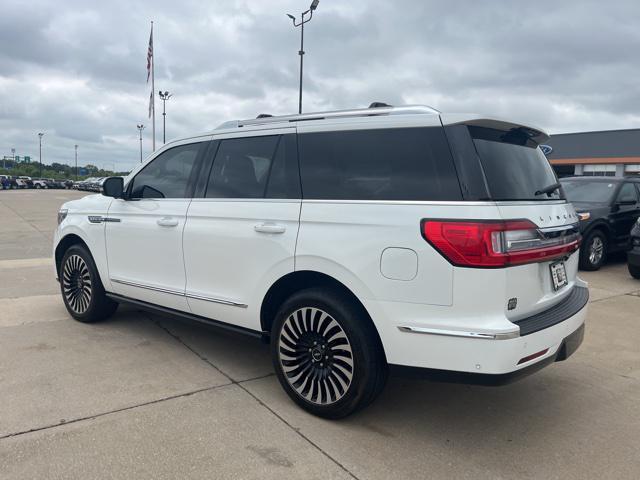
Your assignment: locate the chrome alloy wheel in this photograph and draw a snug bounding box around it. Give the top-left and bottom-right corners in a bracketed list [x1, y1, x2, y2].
[278, 307, 354, 405]
[589, 236, 604, 265]
[62, 254, 92, 314]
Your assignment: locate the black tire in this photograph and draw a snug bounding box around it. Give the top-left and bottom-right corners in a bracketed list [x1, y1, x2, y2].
[629, 263, 640, 279]
[60, 244, 118, 323]
[579, 230, 607, 271]
[271, 287, 387, 419]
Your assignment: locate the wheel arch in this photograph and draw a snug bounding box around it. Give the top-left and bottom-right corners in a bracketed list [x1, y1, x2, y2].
[55, 233, 91, 279]
[260, 270, 384, 352]
[584, 221, 612, 247]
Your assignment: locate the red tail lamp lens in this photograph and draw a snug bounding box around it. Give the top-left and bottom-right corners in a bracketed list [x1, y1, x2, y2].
[422, 219, 580, 268]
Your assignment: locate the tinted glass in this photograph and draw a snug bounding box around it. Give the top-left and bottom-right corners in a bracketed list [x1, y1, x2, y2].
[470, 127, 562, 201]
[130, 143, 201, 199]
[298, 127, 461, 200]
[617, 183, 639, 203]
[206, 136, 280, 198]
[265, 135, 301, 199]
[561, 180, 617, 203]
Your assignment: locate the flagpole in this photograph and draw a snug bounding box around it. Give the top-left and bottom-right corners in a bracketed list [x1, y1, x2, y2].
[151, 21, 156, 151]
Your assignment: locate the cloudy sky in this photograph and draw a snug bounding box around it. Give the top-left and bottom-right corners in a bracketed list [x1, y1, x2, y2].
[1, 0, 639, 171]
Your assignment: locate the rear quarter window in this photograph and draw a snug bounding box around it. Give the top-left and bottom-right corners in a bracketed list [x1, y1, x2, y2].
[298, 127, 462, 201]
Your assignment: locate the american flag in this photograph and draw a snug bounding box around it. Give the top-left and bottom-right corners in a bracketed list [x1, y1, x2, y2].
[146, 25, 153, 83]
[148, 90, 153, 118]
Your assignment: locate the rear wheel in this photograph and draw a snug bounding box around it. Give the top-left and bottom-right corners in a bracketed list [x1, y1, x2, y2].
[579, 230, 607, 271]
[629, 263, 640, 279]
[271, 288, 387, 419]
[60, 244, 118, 323]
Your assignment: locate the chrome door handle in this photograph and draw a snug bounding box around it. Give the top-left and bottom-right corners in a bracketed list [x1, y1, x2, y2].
[157, 217, 179, 227]
[254, 223, 286, 234]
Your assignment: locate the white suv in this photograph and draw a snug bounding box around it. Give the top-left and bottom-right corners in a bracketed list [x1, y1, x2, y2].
[54, 104, 588, 418]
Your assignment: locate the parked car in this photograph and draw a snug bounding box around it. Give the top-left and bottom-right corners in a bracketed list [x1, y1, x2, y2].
[15, 176, 33, 189]
[628, 218, 640, 279]
[561, 176, 640, 270]
[5, 176, 19, 189]
[1, 175, 15, 189]
[31, 178, 50, 189]
[64, 180, 75, 189]
[75, 177, 96, 191]
[54, 104, 587, 418]
[44, 178, 66, 189]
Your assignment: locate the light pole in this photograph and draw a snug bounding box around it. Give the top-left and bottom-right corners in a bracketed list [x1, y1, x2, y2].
[38, 132, 44, 177]
[74, 145, 78, 180]
[9, 147, 15, 170]
[137, 124, 145, 163]
[287, 0, 319, 114]
[158, 91, 172, 144]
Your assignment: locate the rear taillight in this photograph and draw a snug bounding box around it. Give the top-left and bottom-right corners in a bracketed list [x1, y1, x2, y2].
[421, 219, 580, 268]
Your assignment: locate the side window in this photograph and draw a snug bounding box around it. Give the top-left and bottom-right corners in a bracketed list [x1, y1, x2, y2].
[617, 183, 639, 203]
[130, 143, 202, 199]
[266, 134, 301, 199]
[298, 127, 462, 201]
[205, 134, 300, 199]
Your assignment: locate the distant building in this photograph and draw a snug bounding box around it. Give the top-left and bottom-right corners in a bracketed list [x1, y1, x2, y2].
[546, 128, 640, 177]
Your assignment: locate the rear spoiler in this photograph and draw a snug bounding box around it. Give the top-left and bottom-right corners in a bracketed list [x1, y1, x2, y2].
[439, 114, 550, 144]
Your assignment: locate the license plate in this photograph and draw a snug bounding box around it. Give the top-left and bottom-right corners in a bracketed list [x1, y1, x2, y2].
[550, 260, 568, 291]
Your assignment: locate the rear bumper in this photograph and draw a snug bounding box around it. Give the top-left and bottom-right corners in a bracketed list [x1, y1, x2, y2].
[390, 322, 585, 385]
[375, 284, 588, 376]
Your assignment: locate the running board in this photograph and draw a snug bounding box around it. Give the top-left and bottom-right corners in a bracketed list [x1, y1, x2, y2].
[106, 292, 268, 342]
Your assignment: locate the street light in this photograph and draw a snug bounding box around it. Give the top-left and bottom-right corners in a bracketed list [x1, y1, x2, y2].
[74, 145, 78, 180]
[38, 133, 44, 177]
[137, 124, 145, 163]
[287, 0, 320, 114]
[158, 90, 172, 144]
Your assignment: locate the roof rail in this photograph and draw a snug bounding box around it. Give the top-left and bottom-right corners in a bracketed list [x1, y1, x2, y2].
[216, 104, 440, 129]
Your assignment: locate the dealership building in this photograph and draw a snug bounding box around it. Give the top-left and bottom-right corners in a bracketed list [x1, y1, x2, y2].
[545, 128, 640, 178]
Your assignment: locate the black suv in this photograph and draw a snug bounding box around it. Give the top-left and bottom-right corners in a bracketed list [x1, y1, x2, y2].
[561, 176, 640, 270]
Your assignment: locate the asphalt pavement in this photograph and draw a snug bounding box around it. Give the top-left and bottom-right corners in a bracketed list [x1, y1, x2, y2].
[1, 189, 639, 479]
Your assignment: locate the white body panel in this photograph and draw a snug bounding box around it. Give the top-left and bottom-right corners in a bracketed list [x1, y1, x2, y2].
[183, 198, 300, 328]
[53, 107, 588, 380]
[105, 198, 190, 311]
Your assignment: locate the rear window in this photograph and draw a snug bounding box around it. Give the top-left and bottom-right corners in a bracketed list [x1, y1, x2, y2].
[470, 127, 563, 201]
[298, 127, 462, 201]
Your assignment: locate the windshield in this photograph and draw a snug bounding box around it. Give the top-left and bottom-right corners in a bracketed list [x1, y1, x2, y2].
[561, 180, 616, 203]
[470, 126, 563, 201]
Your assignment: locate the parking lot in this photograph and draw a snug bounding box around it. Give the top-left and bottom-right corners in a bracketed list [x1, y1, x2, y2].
[1, 189, 639, 479]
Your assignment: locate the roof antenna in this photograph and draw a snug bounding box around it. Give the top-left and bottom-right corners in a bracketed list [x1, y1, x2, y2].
[256, 113, 273, 119]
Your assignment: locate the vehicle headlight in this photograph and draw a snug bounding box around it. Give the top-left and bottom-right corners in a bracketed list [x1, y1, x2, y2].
[57, 209, 68, 225]
[578, 212, 591, 221]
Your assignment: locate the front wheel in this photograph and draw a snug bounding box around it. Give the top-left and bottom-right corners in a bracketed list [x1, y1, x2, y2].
[579, 230, 607, 271]
[60, 244, 118, 322]
[271, 288, 387, 419]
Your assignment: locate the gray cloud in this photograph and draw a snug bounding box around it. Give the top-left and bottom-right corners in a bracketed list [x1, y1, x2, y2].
[1, 0, 639, 171]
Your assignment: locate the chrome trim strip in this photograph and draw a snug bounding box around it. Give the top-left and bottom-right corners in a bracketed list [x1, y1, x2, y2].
[110, 278, 184, 297]
[109, 278, 248, 308]
[539, 223, 579, 233]
[302, 199, 500, 206]
[88, 216, 121, 223]
[398, 325, 519, 340]
[186, 292, 248, 308]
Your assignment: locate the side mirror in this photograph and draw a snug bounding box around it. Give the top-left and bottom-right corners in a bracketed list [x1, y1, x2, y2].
[102, 177, 124, 198]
